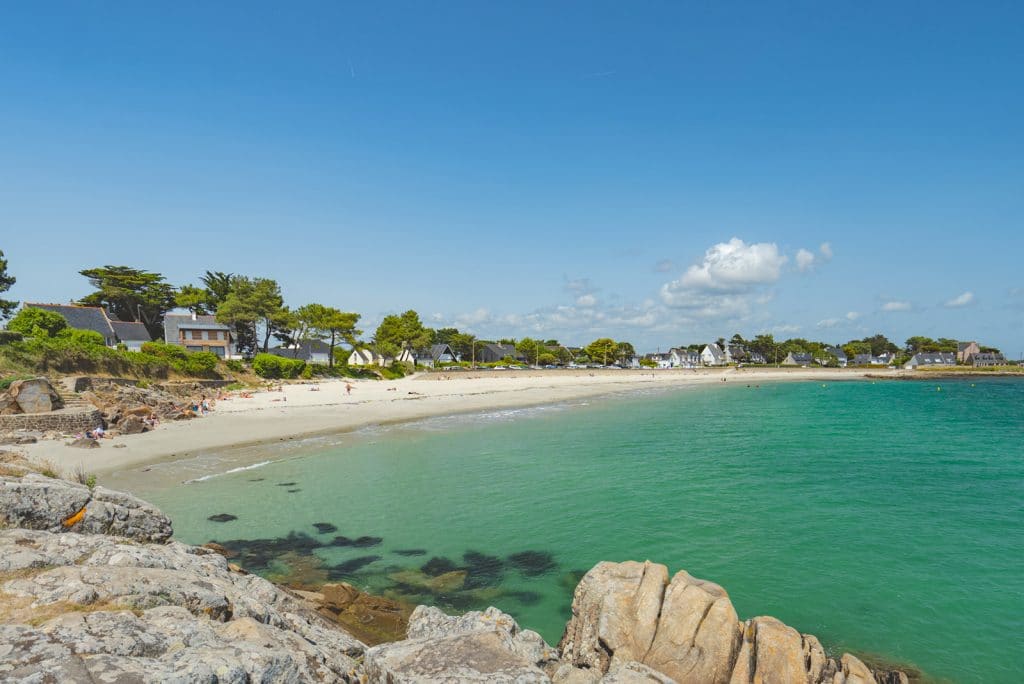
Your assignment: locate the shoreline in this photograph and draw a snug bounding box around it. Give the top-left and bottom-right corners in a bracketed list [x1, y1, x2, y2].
[24, 367, 884, 475]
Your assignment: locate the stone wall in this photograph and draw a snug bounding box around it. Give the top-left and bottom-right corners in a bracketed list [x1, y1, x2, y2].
[0, 408, 103, 433]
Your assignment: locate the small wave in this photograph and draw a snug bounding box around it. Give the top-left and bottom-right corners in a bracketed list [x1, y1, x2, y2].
[186, 460, 275, 483]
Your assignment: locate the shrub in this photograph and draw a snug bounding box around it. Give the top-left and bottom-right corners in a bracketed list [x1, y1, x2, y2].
[58, 328, 106, 346]
[301, 365, 313, 379]
[0, 330, 23, 345]
[6, 307, 68, 338]
[252, 353, 306, 379]
[184, 351, 218, 376]
[225, 359, 244, 373]
[141, 340, 188, 361]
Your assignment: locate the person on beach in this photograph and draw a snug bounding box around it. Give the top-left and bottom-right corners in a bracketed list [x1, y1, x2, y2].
[345, 383, 353, 395]
[200, 395, 210, 415]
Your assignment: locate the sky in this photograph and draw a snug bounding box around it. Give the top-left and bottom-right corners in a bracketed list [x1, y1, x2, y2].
[1, 2, 1022, 356]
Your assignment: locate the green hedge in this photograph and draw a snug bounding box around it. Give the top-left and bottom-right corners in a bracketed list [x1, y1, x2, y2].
[252, 353, 306, 379]
[1, 337, 223, 379]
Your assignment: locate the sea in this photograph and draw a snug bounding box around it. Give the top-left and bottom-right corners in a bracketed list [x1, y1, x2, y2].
[110, 377, 1024, 683]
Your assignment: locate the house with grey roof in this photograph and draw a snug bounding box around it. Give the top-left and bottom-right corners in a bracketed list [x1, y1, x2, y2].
[644, 352, 672, 369]
[411, 343, 459, 368]
[701, 343, 725, 366]
[268, 339, 332, 364]
[477, 343, 523, 364]
[966, 351, 1007, 367]
[109, 321, 152, 351]
[956, 341, 980, 364]
[24, 303, 151, 349]
[669, 348, 700, 368]
[163, 313, 236, 358]
[824, 346, 848, 367]
[782, 352, 814, 366]
[903, 352, 956, 369]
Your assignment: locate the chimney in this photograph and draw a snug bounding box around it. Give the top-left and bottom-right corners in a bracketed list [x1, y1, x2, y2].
[192, 311, 197, 321]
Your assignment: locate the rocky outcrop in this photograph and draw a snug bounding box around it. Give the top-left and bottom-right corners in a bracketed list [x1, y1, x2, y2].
[558, 561, 909, 684]
[0, 473, 172, 543]
[0, 378, 64, 415]
[0, 528, 365, 682]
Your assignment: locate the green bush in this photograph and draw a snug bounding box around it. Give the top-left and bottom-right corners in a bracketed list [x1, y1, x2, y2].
[6, 307, 69, 338]
[252, 353, 306, 379]
[301, 365, 314, 379]
[225, 359, 244, 373]
[58, 328, 106, 346]
[141, 340, 188, 361]
[184, 351, 218, 376]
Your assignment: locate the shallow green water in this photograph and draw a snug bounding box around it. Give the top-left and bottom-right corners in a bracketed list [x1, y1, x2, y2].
[124, 379, 1023, 683]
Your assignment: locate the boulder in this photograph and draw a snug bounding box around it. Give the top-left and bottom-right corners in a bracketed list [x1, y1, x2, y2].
[643, 570, 741, 683]
[0, 474, 172, 543]
[318, 581, 413, 645]
[118, 414, 147, 435]
[559, 560, 669, 672]
[4, 378, 64, 414]
[68, 437, 100, 448]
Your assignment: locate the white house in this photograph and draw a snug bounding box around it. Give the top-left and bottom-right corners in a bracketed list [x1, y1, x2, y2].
[348, 348, 388, 367]
[644, 352, 672, 369]
[670, 348, 700, 368]
[701, 343, 726, 366]
[267, 340, 332, 365]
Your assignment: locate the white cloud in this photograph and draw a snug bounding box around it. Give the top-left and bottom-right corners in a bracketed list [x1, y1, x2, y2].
[820, 242, 833, 260]
[846, 311, 860, 321]
[817, 318, 840, 328]
[677, 238, 787, 292]
[944, 291, 974, 308]
[771, 324, 802, 334]
[795, 248, 816, 272]
[575, 294, 597, 307]
[882, 301, 912, 312]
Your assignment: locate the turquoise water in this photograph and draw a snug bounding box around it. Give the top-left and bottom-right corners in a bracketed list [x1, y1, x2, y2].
[123, 379, 1023, 683]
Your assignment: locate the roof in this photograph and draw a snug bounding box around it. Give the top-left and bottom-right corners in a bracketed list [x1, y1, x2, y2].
[957, 341, 977, 351]
[825, 346, 847, 358]
[110, 320, 151, 342]
[971, 352, 1005, 361]
[163, 313, 232, 342]
[267, 339, 332, 359]
[26, 303, 115, 339]
[911, 352, 956, 364]
[427, 343, 455, 360]
[703, 343, 724, 360]
[789, 352, 814, 363]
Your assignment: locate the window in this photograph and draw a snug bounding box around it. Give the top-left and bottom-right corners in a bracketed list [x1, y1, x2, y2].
[191, 330, 202, 340]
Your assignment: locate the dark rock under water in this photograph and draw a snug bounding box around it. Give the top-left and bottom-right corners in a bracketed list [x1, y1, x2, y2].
[394, 548, 427, 556]
[313, 522, 338, 534]
[507, 550, 557, 577]
[207, 513, 237, 523]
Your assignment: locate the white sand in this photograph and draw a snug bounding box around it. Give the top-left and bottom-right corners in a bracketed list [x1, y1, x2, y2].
[22, 367, 886, 475]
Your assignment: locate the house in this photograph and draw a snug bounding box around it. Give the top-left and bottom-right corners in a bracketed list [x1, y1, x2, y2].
[957, 341, 980, 364]
[644, 352, 672, 369]
[267, 340, 332, 365]
[109, 321, 152, 352]
[903, 352, 956, 369]
[348, 348, 388, 367]
[701, 343, 725, 366]
[669, 348, 700, 368]
[411, 343, 459, 368]
[26, 303, 151, 349]
[477, 343, 523, 364]
[725, 345, 748, 363]
[747, 351, 767, 365]
[852, 353, 890, 366]
[824, 346, 848, 367]
[782, 352, 814, 366]
[163, 313, 235, 358]
[967, 352, 1007, 367]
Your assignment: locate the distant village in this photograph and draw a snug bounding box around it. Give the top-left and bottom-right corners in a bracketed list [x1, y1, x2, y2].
[10, 301, 1010, 372]
[0, 261, 1011, 375]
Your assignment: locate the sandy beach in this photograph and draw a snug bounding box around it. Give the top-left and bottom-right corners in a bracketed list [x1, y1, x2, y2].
[22, 367, 885, 475]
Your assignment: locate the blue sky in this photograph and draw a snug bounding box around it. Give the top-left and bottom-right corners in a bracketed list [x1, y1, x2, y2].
[1, 2, 1021, 355]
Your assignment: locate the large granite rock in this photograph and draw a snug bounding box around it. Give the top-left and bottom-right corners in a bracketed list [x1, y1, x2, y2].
[362, 605, 559, 682]
[0, 378, 64, 414]
[0, 527, 365, 682]
[559, 561, 907, 684]
[0, 474, 172, 543]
